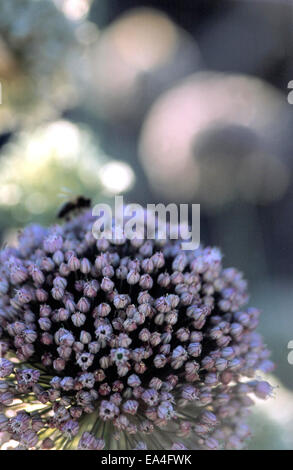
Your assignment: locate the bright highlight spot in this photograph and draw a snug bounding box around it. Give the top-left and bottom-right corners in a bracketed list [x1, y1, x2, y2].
[99, 161, 135, 194]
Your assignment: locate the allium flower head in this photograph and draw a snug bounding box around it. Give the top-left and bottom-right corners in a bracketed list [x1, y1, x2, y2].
[0, 207, 273, 449]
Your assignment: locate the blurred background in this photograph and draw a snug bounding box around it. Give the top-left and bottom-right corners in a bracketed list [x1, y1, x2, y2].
[0, 0, 293, 449]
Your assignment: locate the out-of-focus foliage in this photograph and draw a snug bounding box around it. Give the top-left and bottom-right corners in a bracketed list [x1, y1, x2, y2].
[84, 7, 200, 125]
[0, 120, 108, 228]
[139, 72, 291, 207]
[0, 0, 83, 130]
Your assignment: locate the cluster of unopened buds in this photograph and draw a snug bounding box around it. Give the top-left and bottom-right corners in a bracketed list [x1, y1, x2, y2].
[0, 208, 273, 449]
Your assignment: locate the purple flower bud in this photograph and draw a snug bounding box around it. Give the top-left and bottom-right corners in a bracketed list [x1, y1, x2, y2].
[0, 358, 13, 377]
[53, 276, 67, 290]
[140, 257, 154, 274]
[80, 257, 91, 274]
[134, 441, 147, 450]
[59, 262, 71, 276]
[100, 400, 119, 420]
[172, 253, 187, 272]
[101, 277, 114, 292]
[80, 330, 91, 344]
[53, 358, 66, 372]
[21, 430, 38, 448]
[72, 312, 86, 327]
[35, 288, 48, 302]
[60, 377, 75, 391]
[122, 400, 138, 415]
[158, 401, 174, 420]
[153, 354, 167, 368]
[61, 419, 79, 439]
[53, 250, 64, 265]
[83, 280, 99, 298]
[188, 342, 202, 357]
[127, 270, 140, 285]
[139, 328, 151, 342]
[127, 374, 141, 388]
[155, 296, 171, 313]
[134, 270, 151, 289]
[76, 297, 90, 313]
[16, 287, 32, 305]
[68, 255, 80, 272]
[41, 332, 53, 345]
[171, 442, 188, 450]
[0, 413, 9, 432]
[251, 380, 273, 399]
[23, 329, 37, 343]
[113, 294, 130, 310]
[42, 438, 54, 449]
[51, 286, 64, 301]
[97, 238, 110, 252]
[38, 317, 51, 331]
[16, 368, 40, 385]
[157, 272, 171, 288]
[43, 234, 63, 254]
[10, 265, 28, 284]
[78, 432, 99, 450]
[142, 389, 159, 406]
[30, 267, 45, 285]
[181, 385, 199, 401]
[76, 352, 94, 371]
[203, 437, 220, 450]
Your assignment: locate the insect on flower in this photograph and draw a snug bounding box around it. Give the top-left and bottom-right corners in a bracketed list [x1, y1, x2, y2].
[57, 196, 91, 220]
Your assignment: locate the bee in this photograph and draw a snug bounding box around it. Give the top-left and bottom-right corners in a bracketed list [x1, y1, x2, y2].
[57, 196, 91, 220]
